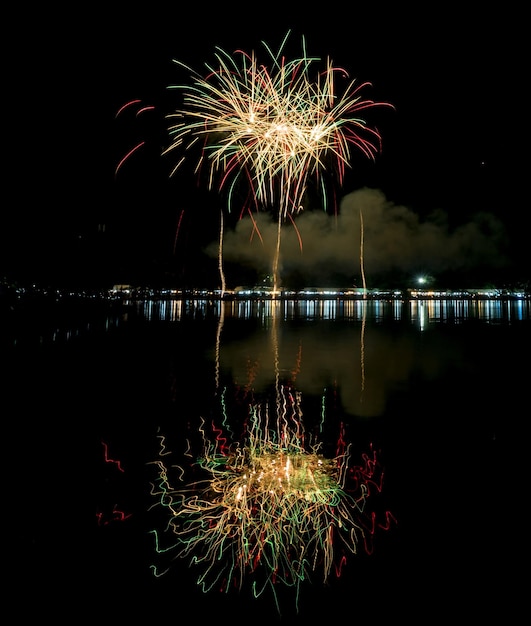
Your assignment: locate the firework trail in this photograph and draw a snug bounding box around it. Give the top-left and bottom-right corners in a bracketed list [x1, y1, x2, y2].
[114, 99, 157, 177]
[164, 31, 392, 293]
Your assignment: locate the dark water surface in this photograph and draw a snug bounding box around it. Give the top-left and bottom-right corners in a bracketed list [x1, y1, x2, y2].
[8, 297, 529, 622]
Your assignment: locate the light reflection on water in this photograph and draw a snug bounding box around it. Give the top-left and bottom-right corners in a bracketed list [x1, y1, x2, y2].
[2, 299, 531, 623]
[10, 297, 524, 346]
[135, 297, 530, 325]
[7, 296, 528, 422]
[9, 296, 526, 620]
[127, 297, 530, 421]
[118, 298, 527, 618]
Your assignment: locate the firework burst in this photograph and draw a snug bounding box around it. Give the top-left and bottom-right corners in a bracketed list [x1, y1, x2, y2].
[163, 31, 393, 292]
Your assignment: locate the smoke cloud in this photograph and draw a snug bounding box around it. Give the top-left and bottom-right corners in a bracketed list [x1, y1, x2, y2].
[205, 188, 509, 285]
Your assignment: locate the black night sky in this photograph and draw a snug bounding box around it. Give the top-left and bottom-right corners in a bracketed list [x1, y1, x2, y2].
[5, 3, 528, 291]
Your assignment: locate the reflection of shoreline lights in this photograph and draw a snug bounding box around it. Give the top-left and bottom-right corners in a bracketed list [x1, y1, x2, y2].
[132, 296, 529, 325]
[149, 385, 396, 613]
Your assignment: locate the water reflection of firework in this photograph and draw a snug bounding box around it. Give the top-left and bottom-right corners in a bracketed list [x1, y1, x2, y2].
[149, 384, 395, 614]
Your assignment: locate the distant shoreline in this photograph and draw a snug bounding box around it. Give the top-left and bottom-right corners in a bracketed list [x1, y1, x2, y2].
[2, 286, 529, 303]
[107, 286, 530, 301]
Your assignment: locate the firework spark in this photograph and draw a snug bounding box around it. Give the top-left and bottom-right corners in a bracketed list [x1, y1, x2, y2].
[114, 99, 156, 177]
[164, 31, 393, 293]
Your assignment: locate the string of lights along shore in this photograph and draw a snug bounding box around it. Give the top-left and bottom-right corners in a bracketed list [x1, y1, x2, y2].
[161, 31, 393, 295]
